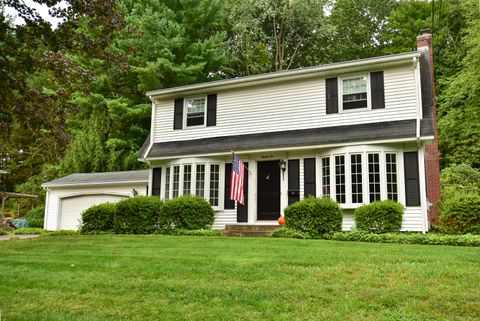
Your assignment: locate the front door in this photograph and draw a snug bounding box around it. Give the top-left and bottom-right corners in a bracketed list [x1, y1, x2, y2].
[257, 160, 280, 220]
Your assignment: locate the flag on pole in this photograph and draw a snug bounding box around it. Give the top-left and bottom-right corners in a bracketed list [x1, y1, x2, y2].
[230, 153, 245, 205]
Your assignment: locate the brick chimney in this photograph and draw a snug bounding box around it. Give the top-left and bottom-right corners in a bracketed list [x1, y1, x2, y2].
[417, 29, 441, 226]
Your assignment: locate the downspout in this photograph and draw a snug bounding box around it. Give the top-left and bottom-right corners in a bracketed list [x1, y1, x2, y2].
[414, 56, 422, 146]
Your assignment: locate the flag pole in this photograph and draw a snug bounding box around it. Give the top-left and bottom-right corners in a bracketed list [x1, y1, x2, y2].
[230, 150, 252, 175]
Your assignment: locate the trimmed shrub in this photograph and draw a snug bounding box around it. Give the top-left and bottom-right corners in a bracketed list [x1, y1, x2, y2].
[284, 197, 342, 234]
[440, 193, 480, 234]
[271, 227, 312, 239]
[25, 207, 45, 228]
[354, 200, 404, 233]
[80, 202, 116, 232]
[159, 195, 214, 231]
[114, 196, 163, 234]
[164, 229, 222, 236]
[13, 228, 48, 235]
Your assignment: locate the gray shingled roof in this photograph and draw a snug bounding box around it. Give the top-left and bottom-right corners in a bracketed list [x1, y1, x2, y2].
[146, 120, 419, 159]
[43, 170, 149, 187]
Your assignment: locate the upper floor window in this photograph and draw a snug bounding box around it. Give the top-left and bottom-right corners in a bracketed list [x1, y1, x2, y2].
[341, 75, 368, 110]
[185, 97, 206, 127]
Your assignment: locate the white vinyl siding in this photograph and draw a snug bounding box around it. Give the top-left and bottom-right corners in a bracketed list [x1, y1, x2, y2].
[153, 66, 418, 143]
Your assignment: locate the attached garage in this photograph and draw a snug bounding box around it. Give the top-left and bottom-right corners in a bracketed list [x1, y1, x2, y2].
[42, 170, 149, 231]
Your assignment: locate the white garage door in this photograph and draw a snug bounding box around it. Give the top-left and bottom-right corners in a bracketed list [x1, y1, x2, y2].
[60, 194, 128, 230]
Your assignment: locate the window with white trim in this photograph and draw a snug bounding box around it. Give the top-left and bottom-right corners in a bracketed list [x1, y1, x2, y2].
[183, 164, 192, 195]
[162, 160, 222, 209]
[172, 165, 180, 198]
[386, 153, 398, 201]
[196, 164, 205, 197]
[335, 155, 346, 203]
[320, 149, 399, 207]
[185, 97, 206, 127]
[209, 164, 219, 206]
[351, 154, 363, 203]
[321, 157, 330, 196]
[368, 153, 381, 202]
[341, 75, 368, 110]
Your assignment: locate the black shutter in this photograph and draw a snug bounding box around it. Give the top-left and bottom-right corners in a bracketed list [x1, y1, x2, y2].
[224, 163, 234, 209]
[371, 71, 385, 109]
[207, 94, 217, 127]
[304, 158, 316, 197]
[174, 98, 183, 130]
[237, 162, 248, 222]
[152, 168, 162, 196]
[326, 77, 338, 114]
[288, 159, 300, 205]
[404, 152, 421, 206]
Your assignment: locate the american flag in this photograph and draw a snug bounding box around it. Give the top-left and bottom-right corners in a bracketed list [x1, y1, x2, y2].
[230, 153, 245, 205]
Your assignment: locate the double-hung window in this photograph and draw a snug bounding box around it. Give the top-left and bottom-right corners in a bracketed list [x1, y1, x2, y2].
[185, 97, 206, 127]
[341, 75, 368, 110]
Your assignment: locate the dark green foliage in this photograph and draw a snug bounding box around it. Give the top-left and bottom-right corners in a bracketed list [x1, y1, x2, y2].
[271, 227, 312, 239]
[440, 194, 480, 235]
[284, 197, 343, 234]
[25, 207, 45, 228]
[354, 200, 404, 233]
[13, 228, 47, 235]
[80, 203, 117, 233]
[441, 164, 480, 200]
[159, 195, 214, 231]
[0, 229, 8, 235]
[114, 196, 163, 234]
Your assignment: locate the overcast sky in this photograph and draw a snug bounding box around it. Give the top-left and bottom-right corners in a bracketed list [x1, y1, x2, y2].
[4, 0, 66, 28]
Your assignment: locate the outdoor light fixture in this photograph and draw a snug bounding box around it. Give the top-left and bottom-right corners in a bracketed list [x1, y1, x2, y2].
[132, 188, 138, 196]
[279, 159, 287, 179]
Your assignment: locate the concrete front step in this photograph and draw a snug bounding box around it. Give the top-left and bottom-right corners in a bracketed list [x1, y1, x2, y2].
[222, 224, 281, 237]
[224, 224, 279, 231]
[222, 230, 275, 237]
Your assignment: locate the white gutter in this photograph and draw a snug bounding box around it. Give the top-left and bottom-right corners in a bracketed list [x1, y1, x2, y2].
[414, 56, 423, 145]
[41, 179, 149, 189]
[146, 52, 421, 99]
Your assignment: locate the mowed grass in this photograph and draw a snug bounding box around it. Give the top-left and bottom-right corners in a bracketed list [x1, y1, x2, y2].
[1, 235, 479, 321]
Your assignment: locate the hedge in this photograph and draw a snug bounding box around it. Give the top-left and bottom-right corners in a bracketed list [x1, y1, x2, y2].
[114, 196, 164, 234]
[271, 228, 480, 247]
[13, 228, 48, 235]
[159, 195, 214, 231]
[354, 200, 404, 233]
[25, 207, 45, 228]
[284, 197, 342, 234]
[80, 202, 116, 232]
[440, 193, 480, 234]
[0, 229, 8, 235]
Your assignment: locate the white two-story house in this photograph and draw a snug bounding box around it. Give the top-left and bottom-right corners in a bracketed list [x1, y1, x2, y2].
[138, 31, 441, 232]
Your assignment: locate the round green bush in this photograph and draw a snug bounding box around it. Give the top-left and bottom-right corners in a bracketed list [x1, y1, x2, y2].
[284, 197, 342, 234]
[80, 202, 117, 232]
[114, 196, 163, 234]
[25, 207, 45, 228]
[354, 200, 404, 233]
[440, 193, 480, 234]
[159, 195, 214, 231]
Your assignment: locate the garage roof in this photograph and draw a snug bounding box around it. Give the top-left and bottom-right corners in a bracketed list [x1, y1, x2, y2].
[42, 170, 149, 188]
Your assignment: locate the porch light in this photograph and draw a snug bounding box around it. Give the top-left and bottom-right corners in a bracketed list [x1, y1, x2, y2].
[279, 159, 287, 179]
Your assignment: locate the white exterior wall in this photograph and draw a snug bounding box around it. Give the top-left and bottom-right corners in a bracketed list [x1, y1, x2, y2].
[44, 183, 147, 231]
[153, 65, 419, 144]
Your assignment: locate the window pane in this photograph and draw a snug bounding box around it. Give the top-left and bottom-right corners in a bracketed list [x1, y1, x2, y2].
[186, 98, 205, 127]
[322, 157, 330, 196]
[172, 165, 180, 198]
[165, 167, 170, 200]
[368, 153, 381, 202]
[343, 76, 367, 110]
[351, 154, 363, 203]
[386, 153, 398, 201]
[209, 164, 219, 206]
[196, 164, 205, 197]
[335, 155, 345, 203]
[183, 165, 192, 195]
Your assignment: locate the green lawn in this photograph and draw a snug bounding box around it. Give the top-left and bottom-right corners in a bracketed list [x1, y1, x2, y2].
[1, 235, 479, 321]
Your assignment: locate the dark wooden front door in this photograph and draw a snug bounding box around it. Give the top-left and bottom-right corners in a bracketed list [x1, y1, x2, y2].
[257, 161, 280, 220]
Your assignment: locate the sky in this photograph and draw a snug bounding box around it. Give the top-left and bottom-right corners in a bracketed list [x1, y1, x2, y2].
[4, 0, 66, 28]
